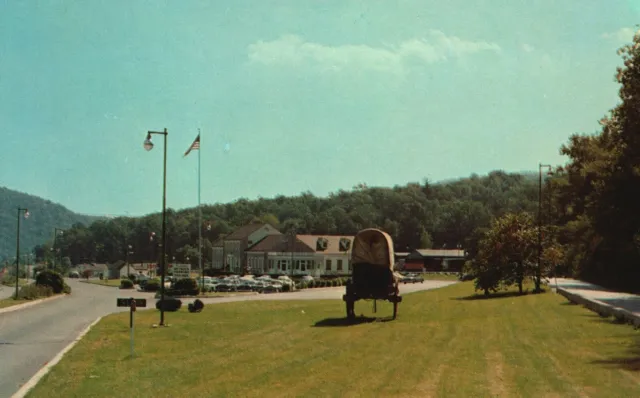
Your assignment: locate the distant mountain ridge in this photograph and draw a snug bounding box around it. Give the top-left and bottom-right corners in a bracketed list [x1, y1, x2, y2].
[0, 186, 104, 262]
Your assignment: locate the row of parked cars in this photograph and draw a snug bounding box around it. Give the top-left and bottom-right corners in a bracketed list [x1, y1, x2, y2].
[399, 273, 425, 284]
[197, 275, 313, 293]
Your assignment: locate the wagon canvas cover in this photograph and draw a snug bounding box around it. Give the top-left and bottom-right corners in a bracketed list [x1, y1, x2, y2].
[350, 228, 395, 268]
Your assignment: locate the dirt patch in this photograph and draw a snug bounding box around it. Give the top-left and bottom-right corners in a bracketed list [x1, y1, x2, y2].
[486, 351, 507, 397]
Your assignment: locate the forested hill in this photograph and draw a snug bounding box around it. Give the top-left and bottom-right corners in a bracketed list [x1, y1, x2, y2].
[46, 170, 544, 266]
[0, 187, 102, 262]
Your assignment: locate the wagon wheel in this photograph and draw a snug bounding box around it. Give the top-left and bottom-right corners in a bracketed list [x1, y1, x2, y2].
[346, 299, 355, 320]
[392, 282, 400, 320]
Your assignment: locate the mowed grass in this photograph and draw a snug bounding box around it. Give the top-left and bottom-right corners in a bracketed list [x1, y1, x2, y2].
[27, 282, 640, 398]
[1, 278, 30, 287]
[0, 297, 29, 308]
[81, 279, 122, 287]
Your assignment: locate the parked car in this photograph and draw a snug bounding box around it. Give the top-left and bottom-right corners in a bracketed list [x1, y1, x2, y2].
[261, 284, 281, 293]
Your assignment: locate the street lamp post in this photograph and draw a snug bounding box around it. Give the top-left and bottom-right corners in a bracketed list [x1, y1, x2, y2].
[15, 207, 30, 299]
[52, 228, 65, 271]
[537, 163, 552, 293]
[144, 129, 168, 326]
[125, 244, 133, 278]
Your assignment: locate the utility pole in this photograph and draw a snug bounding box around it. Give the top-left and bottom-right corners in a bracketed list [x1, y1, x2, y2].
[537, 163, 552, 293]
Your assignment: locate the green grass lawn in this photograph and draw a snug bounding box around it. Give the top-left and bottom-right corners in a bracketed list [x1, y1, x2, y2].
[26, 282, 640, 398]
[0, 297, 29, 309]
[81, 279, 122, 287]
[1, 278, 30, 287]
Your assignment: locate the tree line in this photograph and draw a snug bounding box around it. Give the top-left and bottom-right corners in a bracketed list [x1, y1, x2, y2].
[31, 170, 540, 274]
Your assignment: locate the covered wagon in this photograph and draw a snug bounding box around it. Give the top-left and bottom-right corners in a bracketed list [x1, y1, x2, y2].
[343, 228, 402, 320]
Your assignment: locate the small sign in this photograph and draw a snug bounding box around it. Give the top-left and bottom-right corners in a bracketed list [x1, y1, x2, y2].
[172, 264, 191, 279]
[117, 298, 147, 308]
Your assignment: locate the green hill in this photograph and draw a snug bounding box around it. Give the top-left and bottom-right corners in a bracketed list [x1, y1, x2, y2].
[0, 187, 102, 263]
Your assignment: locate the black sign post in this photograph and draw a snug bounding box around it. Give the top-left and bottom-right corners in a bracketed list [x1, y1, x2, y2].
[117, 298, 147, 357]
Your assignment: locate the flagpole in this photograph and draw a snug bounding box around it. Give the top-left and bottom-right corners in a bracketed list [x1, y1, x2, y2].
[198, 129, 203, 290]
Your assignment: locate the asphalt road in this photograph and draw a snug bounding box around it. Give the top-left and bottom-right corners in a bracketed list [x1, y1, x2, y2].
[0, 279, 153, 398]
[0, 279, 456, 397]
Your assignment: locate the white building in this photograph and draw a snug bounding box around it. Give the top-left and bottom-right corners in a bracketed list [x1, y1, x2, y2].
[247, 234, 355, 276]
[211, 223, 281, 273]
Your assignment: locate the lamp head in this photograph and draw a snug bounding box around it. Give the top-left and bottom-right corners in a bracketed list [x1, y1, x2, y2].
[143, 133, 154, 151]
[24, 210, 30, 219]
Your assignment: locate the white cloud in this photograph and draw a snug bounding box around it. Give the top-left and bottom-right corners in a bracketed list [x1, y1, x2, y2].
[521, 43, 535, 53]
[247, 30, 501, 74]
[602, 27, 638, 42]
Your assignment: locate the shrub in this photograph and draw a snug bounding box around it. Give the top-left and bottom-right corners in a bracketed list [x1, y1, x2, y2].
[128, 274, 137, 283]
[173, 278, 200, 296]
[188, 299, 204, 313]
[120, 279, 134, 289]
[281, 284, 291, 292]
[156, 297, 182, 312]
[35, 270, 65, 294]
[63, 283, 72, 294]
[1, 274, 14, 286]
[145, 279, 160, 292]
[308, 280, 315, 288]
[16, 283, 54, 300]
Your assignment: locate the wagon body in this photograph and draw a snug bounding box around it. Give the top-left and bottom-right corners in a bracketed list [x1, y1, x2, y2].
[343, 228, 402, 319]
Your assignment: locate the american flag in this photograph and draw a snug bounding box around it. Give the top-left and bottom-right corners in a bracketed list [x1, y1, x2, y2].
[183, 134, 200, 157]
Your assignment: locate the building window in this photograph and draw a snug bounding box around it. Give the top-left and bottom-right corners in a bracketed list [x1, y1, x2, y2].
[325, 259, 332, 271]
[295, 260, 300, 270]
[337, 259, 343, 271]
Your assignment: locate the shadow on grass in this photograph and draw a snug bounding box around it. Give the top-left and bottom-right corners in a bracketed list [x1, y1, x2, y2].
[313, 316, 395, 327]
[591, 339, 640, 372]
[452, 290, 544, 301]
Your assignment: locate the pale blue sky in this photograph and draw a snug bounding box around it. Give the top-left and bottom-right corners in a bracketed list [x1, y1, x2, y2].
[0, 1, 637, 217]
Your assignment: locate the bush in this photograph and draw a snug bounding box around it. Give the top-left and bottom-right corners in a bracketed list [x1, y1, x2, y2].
[172, 278, 200, 296]
[188, 299, 204, 313]
[35, 270, 65, 294]
[145, 279, 160, 292]
[63, 283, 72, 294]
[1, 274, 14, 286]
[281, 284, 291, 292]
[156, 297, 182, 312]
[120, 279, 134, 289]
[16, 283, 54, 300]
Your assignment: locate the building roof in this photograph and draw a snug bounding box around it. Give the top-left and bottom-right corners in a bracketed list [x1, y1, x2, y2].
[75, 263, 109, 272]
[246, 234, 315, 253]
[212, 238, 224, 248]
[107, 260, 126, 271]
[224, 223, 280, 240]
[296, 235, 355, 254]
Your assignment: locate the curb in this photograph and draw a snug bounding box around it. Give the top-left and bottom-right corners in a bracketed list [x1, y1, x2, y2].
[11, 316, 103, 398]
[557, 287, 640, 328]
[0, 294, 68, 315]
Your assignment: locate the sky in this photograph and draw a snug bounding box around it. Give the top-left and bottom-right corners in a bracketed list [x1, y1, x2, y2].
[0, 1, 638, 217]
